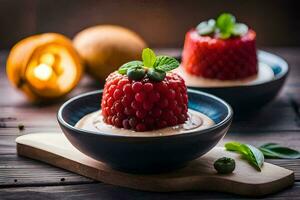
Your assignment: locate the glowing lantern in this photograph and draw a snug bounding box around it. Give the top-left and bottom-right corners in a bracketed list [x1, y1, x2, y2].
[6, 33, 83, 102]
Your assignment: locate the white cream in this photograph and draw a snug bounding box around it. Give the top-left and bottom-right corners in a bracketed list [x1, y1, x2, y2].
[175, 62, 274, 88]
[75, 109, 215, 137]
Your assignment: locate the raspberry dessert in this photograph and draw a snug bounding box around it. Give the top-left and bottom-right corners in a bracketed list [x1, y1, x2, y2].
[182, 13, 258, 80]
[101, 48, 188, 132]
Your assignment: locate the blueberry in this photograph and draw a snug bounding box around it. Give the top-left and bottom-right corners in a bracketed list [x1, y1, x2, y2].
[127, 67, 146, 80]
[147, 68, 166, 82]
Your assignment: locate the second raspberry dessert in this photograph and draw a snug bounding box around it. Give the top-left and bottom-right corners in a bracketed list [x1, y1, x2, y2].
[182, 13, 258, 80]
[101, 48, 188, 132]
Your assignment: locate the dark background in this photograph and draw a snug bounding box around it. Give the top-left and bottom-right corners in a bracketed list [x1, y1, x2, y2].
[0, 0, 299, 49]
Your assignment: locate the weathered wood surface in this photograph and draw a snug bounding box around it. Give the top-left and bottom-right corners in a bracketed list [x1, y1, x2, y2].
[16, 134, 295, 196]
[0, 183, 299, 200]
[0, 48, 300, 199]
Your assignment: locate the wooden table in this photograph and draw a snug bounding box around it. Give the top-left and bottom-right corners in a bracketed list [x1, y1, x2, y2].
[0, 48, 299, 199]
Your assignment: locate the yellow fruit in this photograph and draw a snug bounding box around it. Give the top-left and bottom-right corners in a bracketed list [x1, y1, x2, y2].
[6, 33, 83, 102]
[73, 25, 147, 81]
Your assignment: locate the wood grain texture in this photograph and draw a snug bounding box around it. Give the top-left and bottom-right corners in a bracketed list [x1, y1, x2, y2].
[0, 182, 299, 200]
[0, 134, 299, 188]
[16, 133, 294, 196]
[0, 154, 93, 187]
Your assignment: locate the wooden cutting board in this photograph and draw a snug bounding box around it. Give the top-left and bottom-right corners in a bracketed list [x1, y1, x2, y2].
[16, 133, 294, 196]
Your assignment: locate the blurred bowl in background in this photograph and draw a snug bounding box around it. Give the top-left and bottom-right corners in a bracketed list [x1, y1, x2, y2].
[177, 51, 289, 113]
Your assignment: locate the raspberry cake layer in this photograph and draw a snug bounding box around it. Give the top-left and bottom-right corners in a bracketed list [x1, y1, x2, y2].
[182, 29, 258, 80]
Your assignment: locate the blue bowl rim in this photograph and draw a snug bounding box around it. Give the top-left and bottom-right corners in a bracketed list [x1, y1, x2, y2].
[186, 50, 289, 89]
[57, 89, 233, 139]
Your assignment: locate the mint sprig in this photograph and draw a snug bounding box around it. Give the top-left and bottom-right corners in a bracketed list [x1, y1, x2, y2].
[118, 48, 180, 81]
[216, 13, 236, 39]
[197, 13, 248, 39]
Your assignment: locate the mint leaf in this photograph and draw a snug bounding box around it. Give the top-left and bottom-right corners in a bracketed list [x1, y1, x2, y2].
[260, 143, 279, 148]
[118, 61, 143, 75]
[142, 48, 156, 67]
[232, 23, 248, 36]
[225, 141, 264, 171]
[153, 56, 179, 72]
[225, 141, 244, 152]
[216, 13, 235, 35]
[196, 19, 216, 35]
[216, 13, 235, 33]
[242, 144, 264, 171]
[259, 143, 300, 159]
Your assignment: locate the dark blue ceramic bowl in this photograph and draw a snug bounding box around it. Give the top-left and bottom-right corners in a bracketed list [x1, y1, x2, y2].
[184, 51, 289, 113]
[57, 89, 233, 173]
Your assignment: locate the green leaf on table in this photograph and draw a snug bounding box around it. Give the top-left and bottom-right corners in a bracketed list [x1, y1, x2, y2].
[153, 56, 180, 72]
[259, 143, 300, 159]
[225, 141, 244, 152]
[225, 141, 264, 171]
[142, 48, 156, 67]
[242, 144, 264, 171]
[118, 61, 143, 74]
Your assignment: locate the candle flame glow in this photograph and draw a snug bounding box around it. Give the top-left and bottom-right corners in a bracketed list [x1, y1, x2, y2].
[33, 63, 53, 81]
[40, 53, 55, 66]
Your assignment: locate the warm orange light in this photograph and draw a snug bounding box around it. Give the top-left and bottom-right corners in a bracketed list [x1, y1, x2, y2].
[6, 33, 83, 102]
[33, 63, 54, 81]
[40, 53, 56, 66]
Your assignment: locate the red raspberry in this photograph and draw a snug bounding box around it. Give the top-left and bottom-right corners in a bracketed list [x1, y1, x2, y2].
[135, 92, 145, 102]
[149, 91, 160, 102]
[132, 82, 143, 92]
[101, 72, 188, 131]
[182, 29, 258, 80]
[143, 101, 153, 110]
[143, 83, 153, 92]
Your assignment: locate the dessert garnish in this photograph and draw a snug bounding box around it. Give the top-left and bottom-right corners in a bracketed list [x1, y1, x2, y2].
[214, 157, 235, 174]
[118, 48, 179, 81]
[101, 48, 188, 132]
[197, 13, 248, 39]
[225, 141, 264, 171]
